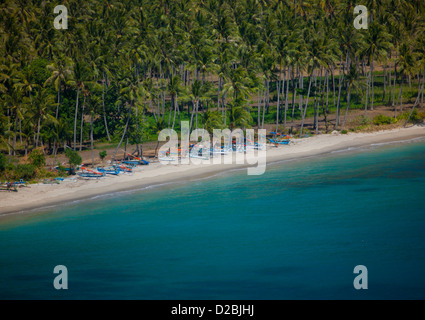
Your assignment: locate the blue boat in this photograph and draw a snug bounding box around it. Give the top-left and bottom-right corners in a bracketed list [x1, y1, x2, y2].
[97, 167, 121, 176]
[124, 153, 150, 165]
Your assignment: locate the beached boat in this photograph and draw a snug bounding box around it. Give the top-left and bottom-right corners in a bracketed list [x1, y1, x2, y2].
[112, 164, 133, 174]
[0, 181, 18, 192]
[77, 167, 106, 179]
[267, 132, 291, 145]
[97, 167, 120, 176]
[124, 153, 149, 165]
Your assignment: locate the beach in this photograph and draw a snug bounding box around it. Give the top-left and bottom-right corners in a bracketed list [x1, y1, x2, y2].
[1, 125, 425, 217]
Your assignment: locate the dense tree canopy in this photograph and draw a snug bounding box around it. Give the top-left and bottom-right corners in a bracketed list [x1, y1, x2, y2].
[1, 0, 424, 158]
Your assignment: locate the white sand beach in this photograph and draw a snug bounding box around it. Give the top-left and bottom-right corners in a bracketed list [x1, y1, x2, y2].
[1, 125, 425, 216]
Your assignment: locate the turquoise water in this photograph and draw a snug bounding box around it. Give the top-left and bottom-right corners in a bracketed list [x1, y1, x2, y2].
[1, 139, 425, 300]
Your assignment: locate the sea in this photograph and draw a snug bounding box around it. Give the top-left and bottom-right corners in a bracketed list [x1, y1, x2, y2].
[1, 138, 425, 300]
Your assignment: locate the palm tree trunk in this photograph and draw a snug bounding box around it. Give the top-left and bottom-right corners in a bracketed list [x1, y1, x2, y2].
[90, 113, 94, 168]
[102, 73, 111, 141]
[403, 79, 423, 127]
[73, 88, 80, 150]
[299, 68, 314, 137]
[276, 67, 281, 132]
[11, 111, 18, 155]
[19, 119, 22, 144]
[281, 66, 286, 123]
[315, 68, 323, 134]
[399, 77, 404, 113]
[370, 54, 374, 110]
[326, 70, 329, 112]
[36, 117, 41, 148]
[217, 77, 221, 112]
[257, 89, 261, 128]
[321, 73, 329, 133]
[332, 65, 336, 107]
[79, 95, 86, 151]
[171, 96, 177, 130]
[54, 78, 60, 118]
[196, 100, 199, 130]
[190, 101, 196, 132]
[262, 82, 267, 128]
[284, 66, 290, 128]
[112, 106, 132, 161]
[392, 63, 397, 107]
[364, 73, 370, 118]
[167, 94, 172, 128]
[177, 97, 181, 126]
[290, 67, 297, 134]
[388, 61, 392, 105]
[335, 55, 345, 129]
[341, 85, 351, 131]
[382, 64, 386, 103]
[421, 67, 424, 109]
[313, 72, 319, 133]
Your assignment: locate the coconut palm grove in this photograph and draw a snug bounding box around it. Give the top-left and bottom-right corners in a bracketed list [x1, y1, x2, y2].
[1, 0, 425, 179]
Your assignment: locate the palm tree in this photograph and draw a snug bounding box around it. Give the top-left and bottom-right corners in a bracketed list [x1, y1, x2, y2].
[183, 80, 213, 131]
[341, 63, 363, 131]
[68, 60, 89, 151]
[44, 56, 73, 119]
[395, 42, 418, 115]
[28, 88, 57, 148]
[201, 110, 223, 134]
[151, 117, 167, 157]
[167, 75, 183, 130]
[362, 22, 392, 111]
[228, 98, 253, 130]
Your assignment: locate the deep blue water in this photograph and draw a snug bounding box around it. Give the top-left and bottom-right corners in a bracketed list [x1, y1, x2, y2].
[1, 139, 425, 300]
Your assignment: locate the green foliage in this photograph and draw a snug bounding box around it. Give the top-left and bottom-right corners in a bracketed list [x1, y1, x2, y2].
[28, 58, 50, 86]
[408, 110, 425, 123]
[28, 150, 46, 168]
[65, 149, 82, 168]
[1, 0, 425, 161]
[373, 114, 396, 125]
[357, 116, 372, 126]
[14, 164, 36, 180]
[99, 150, 107, 160]
[0, 153, 6, 172]
[341, 130, 348, 134]
[56, 161, 67, 175]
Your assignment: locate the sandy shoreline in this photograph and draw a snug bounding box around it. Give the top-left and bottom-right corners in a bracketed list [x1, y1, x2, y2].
[1, 125, 425, 217]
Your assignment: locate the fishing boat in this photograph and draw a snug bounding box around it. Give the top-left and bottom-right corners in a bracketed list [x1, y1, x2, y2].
[112, 164, 133, 174]
[123, 153, 150, 166]
[97, 167, 120, 176]
[244, 138, 266, 150]
[267, 132, 291, 145]
[77, 167, 106, 179]
[0, 181, 18, 192]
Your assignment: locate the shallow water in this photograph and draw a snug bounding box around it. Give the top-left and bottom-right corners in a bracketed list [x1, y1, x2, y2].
[1, 139, 425, 299]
